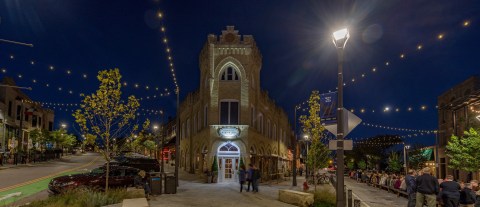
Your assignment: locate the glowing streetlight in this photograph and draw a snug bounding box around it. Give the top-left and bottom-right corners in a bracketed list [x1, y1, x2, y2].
[61, 123, 67, 129]
[332, 27, 349, 207]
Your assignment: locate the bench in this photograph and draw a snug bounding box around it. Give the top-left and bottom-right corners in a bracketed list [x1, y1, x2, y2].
[122, 198, 149, 207]
[126, 187, 145, 198]
[278, 189, 314, 207]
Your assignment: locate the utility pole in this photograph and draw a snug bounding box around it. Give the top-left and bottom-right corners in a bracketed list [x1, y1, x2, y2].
[292, 105, 298, 186]
[175, 87, 180, 187]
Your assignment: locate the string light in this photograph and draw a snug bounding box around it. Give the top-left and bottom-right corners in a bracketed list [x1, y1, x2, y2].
[361, 122, 436, 133]
[157, 10, 180, 92]
[437, 33, 444, 40]
[417, 44, 423, 50]
[463, 20, 470, 27]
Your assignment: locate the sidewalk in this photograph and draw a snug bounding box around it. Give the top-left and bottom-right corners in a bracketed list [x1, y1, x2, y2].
[0, 154, 76, 170]
[149, 167, 328, 207]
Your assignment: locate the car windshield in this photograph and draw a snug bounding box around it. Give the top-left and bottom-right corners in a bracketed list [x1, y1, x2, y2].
[90, 167, 105, 174]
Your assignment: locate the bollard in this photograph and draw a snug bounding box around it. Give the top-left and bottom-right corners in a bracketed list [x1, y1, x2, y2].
[354, 199, 361, 207]
[348, 189, 353, 207]
[344, 185, 347, 205]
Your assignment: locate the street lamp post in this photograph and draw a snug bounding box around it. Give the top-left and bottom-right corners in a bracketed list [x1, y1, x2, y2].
[154, 125, 159, 160]
[175, 87, 180, 187]
[403, 143, 410, 175]
[160, 110, 165, 174]
[332, 28, 349, 207]
[304, 135, 309, 179]
[292, 105, 299, 186]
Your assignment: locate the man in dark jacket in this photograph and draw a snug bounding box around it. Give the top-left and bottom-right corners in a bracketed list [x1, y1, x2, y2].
[415, 167, 439, 207]
[460, 183, 476, 207]
[406, 169, 417, 207]
[440, 175, 461, 207]
[470, 180, 480, 207]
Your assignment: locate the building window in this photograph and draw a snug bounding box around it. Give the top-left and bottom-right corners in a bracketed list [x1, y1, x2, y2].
[193, 115, 197, 133]
[258, 113, 264, 134]
[38, 117, 42, 128]
[250, 107, 255, 126]
[220, 67, 239, 81]
[273, 124, 277, 141]
[187, 118, 191, 138]
[267, 119, 271, 138]
[48, 121, 53, 131]
[204, 105, 208, 128]
[220, 101, 239, 125]
[182, 122, 185, 139]
[8, 101, 12, 117]
[197, 111, 201, 131]
[16, 105, 21, 120]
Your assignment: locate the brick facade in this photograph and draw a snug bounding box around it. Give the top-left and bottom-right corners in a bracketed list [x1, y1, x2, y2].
[177, 26, 293, 182]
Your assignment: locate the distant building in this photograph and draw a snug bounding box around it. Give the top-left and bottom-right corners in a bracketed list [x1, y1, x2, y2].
[0, 77, 55, 153]
[176, 26, 293, 182]
[438, 75, 480, 181]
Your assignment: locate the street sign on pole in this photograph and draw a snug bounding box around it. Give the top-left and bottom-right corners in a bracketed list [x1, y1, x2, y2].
[323, 108, 361, 137]
[328, 140, 353, 150]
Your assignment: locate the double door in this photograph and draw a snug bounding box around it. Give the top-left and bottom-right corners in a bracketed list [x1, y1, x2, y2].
[219, 157, 238, 182]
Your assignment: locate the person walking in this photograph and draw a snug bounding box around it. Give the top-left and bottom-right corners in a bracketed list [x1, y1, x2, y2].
[440, 175, 461, 207]
[460, 183, 476, 207]
[415, 167, 439, 207]
[239, 165, 246, 192]
[406, 169, 417, 207]
[252, 165, 260, 193]
[246, 164, 254, 192]
[299, 165, 303, 176]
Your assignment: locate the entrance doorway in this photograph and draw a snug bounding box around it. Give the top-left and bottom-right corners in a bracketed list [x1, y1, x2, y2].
[217, 142, 240, 182]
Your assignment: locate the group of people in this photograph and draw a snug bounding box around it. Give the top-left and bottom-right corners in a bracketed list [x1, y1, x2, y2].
[238, 163, 261, 193]
[405, 167, 480, 207]
[351, 167, 480, 207]
[349, 170, 407, 191]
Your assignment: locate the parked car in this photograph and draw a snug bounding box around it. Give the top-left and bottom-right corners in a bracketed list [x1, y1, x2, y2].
[112, 156, 160, 172]
[48, 166, 140, 194]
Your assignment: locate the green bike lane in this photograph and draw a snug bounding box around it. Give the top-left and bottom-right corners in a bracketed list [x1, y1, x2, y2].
[0, 153, 103, 206]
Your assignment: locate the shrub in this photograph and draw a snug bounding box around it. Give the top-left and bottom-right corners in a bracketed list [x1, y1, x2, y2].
[313, 188, 336, 207]
[24, 188, 143, 207]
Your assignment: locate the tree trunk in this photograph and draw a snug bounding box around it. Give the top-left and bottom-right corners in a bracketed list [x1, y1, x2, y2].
[105, 138, 110, 192]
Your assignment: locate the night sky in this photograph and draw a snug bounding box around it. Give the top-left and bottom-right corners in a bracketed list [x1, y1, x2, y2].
[1, 0, 479, 146]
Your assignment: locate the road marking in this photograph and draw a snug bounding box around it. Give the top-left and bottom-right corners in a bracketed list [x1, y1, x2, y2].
[0, 156, 100, 193]
[0, 192, 22, 201]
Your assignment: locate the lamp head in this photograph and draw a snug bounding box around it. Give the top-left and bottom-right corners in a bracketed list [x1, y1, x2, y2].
[332, 28, 350, 49]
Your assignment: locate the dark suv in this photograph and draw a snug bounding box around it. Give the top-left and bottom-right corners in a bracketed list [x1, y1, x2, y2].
[48, 166, 140, 194]
[112, 156, 160, 172]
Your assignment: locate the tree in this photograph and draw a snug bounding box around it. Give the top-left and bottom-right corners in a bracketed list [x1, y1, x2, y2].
[299, 91, 330, 190]
[446, 128, 480, 175]
[407, 144, 429, 170]
[357, 159, 366, 170]
[387, 152, 402, 173]
[347, 159, 355, 170]
[73, 69, 148, 192]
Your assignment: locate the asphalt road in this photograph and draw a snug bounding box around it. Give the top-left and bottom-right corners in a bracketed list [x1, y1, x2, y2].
[0, 152, 104, 206]
[0, 152, 103, 190]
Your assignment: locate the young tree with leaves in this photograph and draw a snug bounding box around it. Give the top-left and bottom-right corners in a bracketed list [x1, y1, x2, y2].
[446, 128, 480, 178]
[73, 69, 149, 192]
[387, 152, 402, 173]
[299, 91, 331, 189]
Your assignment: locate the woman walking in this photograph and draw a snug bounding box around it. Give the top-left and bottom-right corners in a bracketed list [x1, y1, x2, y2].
[239, 165, 247, 192]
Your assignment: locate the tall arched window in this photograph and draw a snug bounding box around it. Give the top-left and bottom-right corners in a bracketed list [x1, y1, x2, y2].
[221, 67, 239, 81]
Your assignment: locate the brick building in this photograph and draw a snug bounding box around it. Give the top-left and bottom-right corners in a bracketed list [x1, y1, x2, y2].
[0, 77, 55, 154]
[437, 75, 480, 181]
[177, 26, 293, 182]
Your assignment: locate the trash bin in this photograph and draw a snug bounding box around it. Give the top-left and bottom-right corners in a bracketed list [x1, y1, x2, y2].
[164, 174, 177, 194]
[149, 172, 162, 195]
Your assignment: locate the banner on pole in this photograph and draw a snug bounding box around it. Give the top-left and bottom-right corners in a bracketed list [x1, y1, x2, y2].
[320, 92, 337, 125]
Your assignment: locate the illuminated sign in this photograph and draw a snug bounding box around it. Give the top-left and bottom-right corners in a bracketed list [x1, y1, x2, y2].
[218, 127, 240, 139]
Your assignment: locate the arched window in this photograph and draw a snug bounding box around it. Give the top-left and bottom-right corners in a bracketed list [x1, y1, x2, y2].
[221, 67, 239, 81]
[219, 143, 239, 152]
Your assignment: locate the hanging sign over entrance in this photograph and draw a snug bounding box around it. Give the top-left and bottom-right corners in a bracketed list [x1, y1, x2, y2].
[218, 127, 240, 139]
